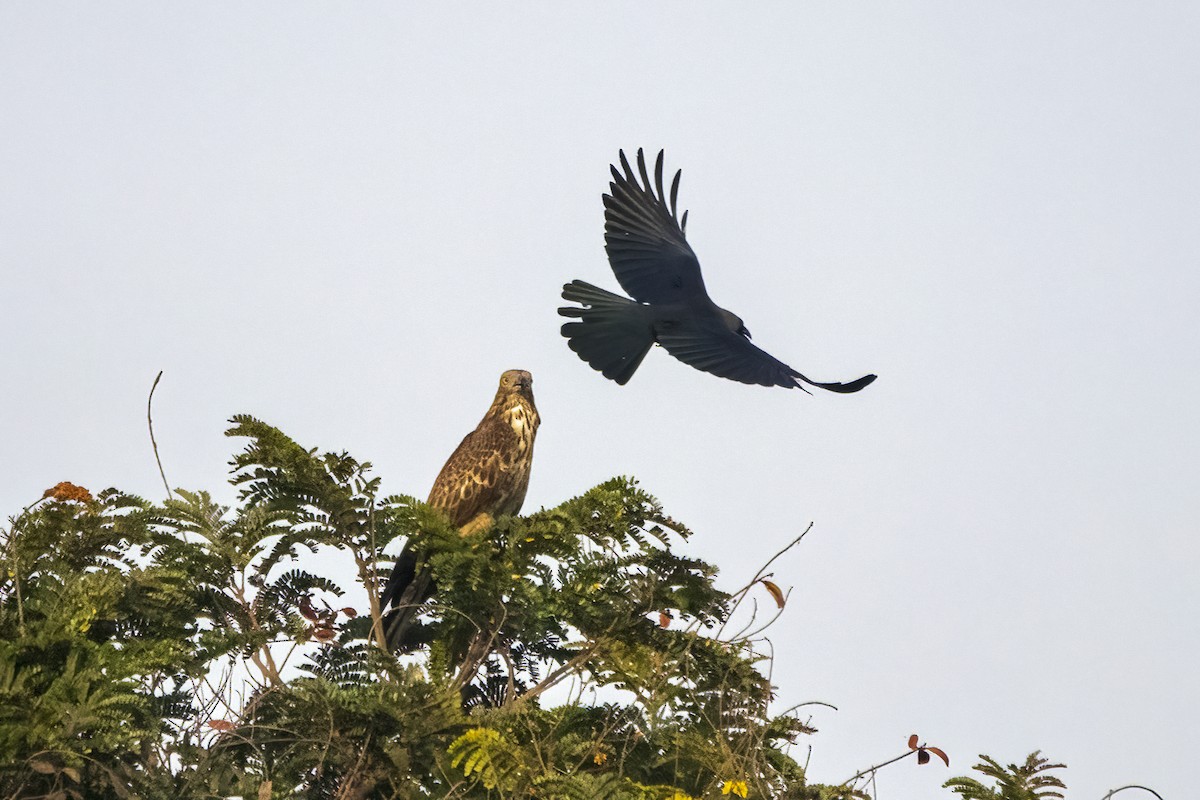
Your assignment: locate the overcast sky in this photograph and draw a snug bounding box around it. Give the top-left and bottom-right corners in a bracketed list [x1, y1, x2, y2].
[3, 4, 1197, 797]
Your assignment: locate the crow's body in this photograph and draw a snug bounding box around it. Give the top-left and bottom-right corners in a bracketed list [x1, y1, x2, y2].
[382, 370, 539, 650]
[559, 149, 876, 393]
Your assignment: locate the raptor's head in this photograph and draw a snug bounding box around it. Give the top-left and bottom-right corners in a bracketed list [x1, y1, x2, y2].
[498, 369, 534, 397]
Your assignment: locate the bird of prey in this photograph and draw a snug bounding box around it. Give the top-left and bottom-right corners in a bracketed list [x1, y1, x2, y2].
[382, 369, 540, 650]
[558, 149, 876, 393]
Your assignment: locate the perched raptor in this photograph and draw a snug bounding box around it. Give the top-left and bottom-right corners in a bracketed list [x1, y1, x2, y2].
[382, 369, 540, 650]
[559, 149, 877, 393]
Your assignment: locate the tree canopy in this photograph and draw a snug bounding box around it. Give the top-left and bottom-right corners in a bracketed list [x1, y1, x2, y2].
[0, 416, 1072, 800]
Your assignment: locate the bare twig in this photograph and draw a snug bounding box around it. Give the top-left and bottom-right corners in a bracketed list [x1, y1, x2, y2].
[497, 645, 518, 706]
[515, 643, 601, 704]
[775, 700, 839, 716]
[147, 370, 172, 500]
[1102, 786, 1165, 800]
[452, 605, 509, 690]
[841, 748, 917, 787]
[717, 523, 813, 640]
[353, 548, 389, 650]
[6, 496, 52, 636]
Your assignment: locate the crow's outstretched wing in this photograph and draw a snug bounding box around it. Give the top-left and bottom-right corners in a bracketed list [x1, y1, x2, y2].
[604, 149, 707, 304]
[657, 323, 877, 393]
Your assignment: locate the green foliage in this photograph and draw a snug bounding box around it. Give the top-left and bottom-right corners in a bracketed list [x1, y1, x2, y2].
[0, 415, 942, 799]
[944, 752, 1067, 800]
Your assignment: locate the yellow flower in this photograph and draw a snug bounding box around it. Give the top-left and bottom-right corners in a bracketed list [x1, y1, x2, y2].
[721, 780, 749, 797]
[592, 752, 608, 765]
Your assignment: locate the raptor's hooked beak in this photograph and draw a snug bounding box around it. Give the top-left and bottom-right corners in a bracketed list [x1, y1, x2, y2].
[738, 325, 752, 340]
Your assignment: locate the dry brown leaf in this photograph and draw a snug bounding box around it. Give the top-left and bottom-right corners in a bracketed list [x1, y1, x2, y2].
[926, 746, 950, 767]
[760, 579, 786, 609]
[299, 595, 318, 621]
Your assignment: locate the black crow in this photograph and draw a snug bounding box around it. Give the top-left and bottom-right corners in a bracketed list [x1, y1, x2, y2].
[559, 149, 876, 393]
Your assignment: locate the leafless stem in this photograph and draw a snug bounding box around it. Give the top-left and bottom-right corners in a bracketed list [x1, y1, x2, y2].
[452, 600, 514, 691]
[515, 643, 600, 704]
[6, 496, 50, 636]
[497, 644, 518, 704]
[718, 523, 813, 640]
[841, 748, 916, 787]
[147, 370, 172, 500]
[353, 548, 388, 649]
[775, 700, 838, 716]
[1102, 786, 1165, 800]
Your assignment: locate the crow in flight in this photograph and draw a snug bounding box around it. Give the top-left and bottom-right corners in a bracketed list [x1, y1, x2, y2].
[382, 369, 540, 650]
[559, 149, 876, 393]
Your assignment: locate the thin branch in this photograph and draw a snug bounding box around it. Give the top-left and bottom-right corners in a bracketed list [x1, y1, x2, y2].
[5, 496, 50, 636]
[147, 370, 173, 500]
[497, 644, 518, 706]
[841, 748, 916, 787]
[515, 643, 600, 704]
[718, 523, 813, 639]
[775, 700, 839, 716]
[1102, 787, 1165, 800]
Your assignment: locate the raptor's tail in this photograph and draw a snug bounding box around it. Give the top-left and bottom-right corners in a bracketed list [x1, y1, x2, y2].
[559, 280, 655, 385]
[381, 548, 436, 651]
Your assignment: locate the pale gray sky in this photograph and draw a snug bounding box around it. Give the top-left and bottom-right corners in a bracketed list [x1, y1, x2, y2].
[2, 4, 1197, 797]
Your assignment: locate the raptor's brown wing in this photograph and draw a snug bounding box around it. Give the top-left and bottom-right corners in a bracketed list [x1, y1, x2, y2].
[427, 421, 526, 527]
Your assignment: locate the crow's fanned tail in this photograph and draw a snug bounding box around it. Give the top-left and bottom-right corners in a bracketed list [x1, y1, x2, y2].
[559, 280, 655, 386]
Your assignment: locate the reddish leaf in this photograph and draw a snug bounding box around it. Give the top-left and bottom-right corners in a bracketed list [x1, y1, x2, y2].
[313, 625, 336, 642]
[926, 746, 950, 767]
[659, 611, 671, 628]
[917, 749, 930, 765]
[907, 734, 919, 750]
[299, 595, 318, 621]
[208, 719, 236, 731]
[340, 607, 358, 619]
[760, 579, 786, 609]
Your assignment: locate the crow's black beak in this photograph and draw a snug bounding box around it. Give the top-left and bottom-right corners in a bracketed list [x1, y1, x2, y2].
[739, 325, 752, 340]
